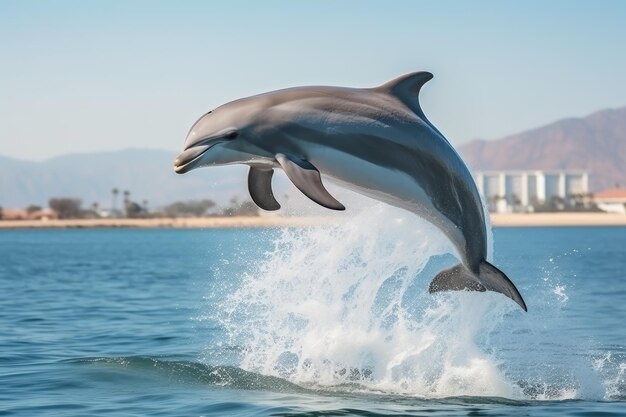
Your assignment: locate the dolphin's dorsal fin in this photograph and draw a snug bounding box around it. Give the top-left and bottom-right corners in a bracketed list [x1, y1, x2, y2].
[275, 153, 345, 211]
[248, 167, 281, 211]
[375, 71, 434, 125]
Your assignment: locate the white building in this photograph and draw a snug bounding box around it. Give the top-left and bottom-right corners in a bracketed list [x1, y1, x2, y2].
[474, 170, 590, 213]
[594, 188, 626, 214]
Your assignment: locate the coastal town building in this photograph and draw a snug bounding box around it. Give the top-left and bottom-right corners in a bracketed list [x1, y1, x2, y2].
[474, 170, 591, 213]
[0, 208, 59, 221]
[593, 187, 626, 214]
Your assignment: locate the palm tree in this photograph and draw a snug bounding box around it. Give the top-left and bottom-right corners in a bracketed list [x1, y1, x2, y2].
[123, 190, 130, 217]
[111, 188, 119, 213]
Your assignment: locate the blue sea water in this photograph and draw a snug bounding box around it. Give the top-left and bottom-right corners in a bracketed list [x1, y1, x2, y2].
[1, 209, 625, 416]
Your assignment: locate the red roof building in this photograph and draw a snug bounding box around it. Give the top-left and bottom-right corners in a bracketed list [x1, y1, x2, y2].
[594, 187, 626, 202]
[594, 187, 626, 214]
[0, 209, 59, 221]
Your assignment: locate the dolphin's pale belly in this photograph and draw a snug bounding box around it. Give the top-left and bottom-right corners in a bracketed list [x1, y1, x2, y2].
[307, 146, 467, 261]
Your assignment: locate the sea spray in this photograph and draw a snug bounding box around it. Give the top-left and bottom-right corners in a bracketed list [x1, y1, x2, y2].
[201, 190, 626, 401]
[215, 203, 523, 397]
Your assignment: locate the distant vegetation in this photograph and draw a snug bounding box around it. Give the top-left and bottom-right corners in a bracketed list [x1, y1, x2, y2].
[160, 197, 259, 217]
[162, 199, 216, 217]
[224, 198, 259, 217]
[48, 198, 83, 219]
[0, 186, 259, 221]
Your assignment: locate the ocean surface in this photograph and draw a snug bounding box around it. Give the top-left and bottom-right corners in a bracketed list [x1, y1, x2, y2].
[1, 207, 626, 416]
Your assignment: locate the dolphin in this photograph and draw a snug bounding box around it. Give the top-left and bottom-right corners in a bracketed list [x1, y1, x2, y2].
[173, 72, 527, 311]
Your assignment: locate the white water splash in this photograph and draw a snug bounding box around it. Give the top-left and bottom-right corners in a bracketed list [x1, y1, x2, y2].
[553, 285, 569, 304]
[206, 195, 624, 401]
[217, 203, 525, 398]
[594, 353, 626, 400]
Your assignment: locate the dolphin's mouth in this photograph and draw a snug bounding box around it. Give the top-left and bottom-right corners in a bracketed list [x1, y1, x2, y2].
[173, 145, 212, 174]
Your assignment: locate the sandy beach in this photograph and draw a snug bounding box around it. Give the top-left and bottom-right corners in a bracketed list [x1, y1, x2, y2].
[490, 212, 626, 227]
[1, 212, 626, 229]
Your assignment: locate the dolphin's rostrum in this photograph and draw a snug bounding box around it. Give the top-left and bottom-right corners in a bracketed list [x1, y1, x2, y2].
[174, 72, 527, 311]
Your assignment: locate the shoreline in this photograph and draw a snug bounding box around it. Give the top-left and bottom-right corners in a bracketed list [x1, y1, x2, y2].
[490, 212, 626, 227]
[1, 213, 626, 229]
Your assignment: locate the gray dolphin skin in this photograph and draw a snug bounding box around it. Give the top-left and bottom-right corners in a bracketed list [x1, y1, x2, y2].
[174, 72, 527, 311]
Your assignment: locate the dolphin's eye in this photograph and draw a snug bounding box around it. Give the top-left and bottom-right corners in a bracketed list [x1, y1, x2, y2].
[225, 130, 239, 139]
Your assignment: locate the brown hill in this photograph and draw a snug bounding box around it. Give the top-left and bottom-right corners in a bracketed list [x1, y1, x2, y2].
[457, 107, 626, 192]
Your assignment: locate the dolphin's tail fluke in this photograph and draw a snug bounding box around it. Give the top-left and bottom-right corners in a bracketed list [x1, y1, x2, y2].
[429, 261, 527, 311]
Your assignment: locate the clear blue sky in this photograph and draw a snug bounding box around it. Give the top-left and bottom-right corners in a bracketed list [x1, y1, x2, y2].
[1, 0, 625, 160]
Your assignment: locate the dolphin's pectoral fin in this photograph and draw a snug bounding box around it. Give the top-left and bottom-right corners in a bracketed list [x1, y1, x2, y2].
[275, 153, 345, 211]
[248, 167, 281, 211]
[429, 262, 528, 312]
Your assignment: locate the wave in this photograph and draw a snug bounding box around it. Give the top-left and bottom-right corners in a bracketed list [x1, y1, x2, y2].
[71, 356, 307, 393]
[73, 356, 606, 406]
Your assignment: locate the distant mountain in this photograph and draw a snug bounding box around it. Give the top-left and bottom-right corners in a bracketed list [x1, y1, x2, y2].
[0, 149, 252, 209]
[3, 106, 625, 208]
[458, 107, 626, 192]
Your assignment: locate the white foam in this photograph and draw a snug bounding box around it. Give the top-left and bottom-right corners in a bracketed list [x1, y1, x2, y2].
[216, 202, 525, 397]
[208, 197, 620, 400]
